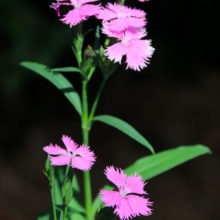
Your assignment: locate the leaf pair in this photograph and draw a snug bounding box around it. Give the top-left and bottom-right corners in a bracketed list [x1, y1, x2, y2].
[20, 62, 155, 154]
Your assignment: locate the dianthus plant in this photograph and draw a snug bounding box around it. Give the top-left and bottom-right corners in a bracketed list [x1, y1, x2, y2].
[20, 0, 211, 220]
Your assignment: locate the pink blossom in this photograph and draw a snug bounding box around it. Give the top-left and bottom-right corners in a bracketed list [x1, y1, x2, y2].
[102, 25, 155, 71]
[100, 166, 152, 220]
[50, 0, 101, 27]
[97, 3, 146, 32]
[43, 135, 96, 170]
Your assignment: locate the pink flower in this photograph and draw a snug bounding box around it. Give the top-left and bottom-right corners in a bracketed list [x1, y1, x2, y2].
[50, 0, 101, 27]
[102, 25, 155, 71]
[43, 135, 96, 170]
[100, 166, 152, 220]
[97, 3, 146, 32]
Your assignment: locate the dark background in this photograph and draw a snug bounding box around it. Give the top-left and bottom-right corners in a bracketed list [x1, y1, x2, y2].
[0, 0, 220, 219]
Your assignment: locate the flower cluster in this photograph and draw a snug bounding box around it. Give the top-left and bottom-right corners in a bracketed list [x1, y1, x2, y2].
[50, 0, 154, 71]
[97, 2, 154, 71]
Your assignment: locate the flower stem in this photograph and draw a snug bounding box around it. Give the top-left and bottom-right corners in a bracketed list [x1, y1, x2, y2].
[47, 158, 58, 220]
[63, 166, 70, 220]
[62, 165, 71, 220]
[83, 130, 93, 220]
[65, 164, 70, 178]
[82, 80, 89, 126]
[63, 204, 68, 220]
[81, 72, 109, 220]
[81, 80, 93, 220]
[88, 77, 107, 122]
[50, 186, 58, 220]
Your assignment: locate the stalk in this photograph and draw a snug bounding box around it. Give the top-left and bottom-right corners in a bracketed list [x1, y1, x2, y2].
[51, 187, 58, 220]
[63, 205, 68, 220]
[62, 165, 71, 220]
[46, 158, 58, 220]
[88, 77, 107, 122]
[81, 80, 93, 220]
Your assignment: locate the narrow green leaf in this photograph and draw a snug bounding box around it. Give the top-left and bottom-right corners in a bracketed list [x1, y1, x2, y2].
[51, 67, 82, 73]
[20, 62, 82, 115]
[92, 145, 211, 216]
[125, 145, 211, 180]
[93, 115, 154, 154]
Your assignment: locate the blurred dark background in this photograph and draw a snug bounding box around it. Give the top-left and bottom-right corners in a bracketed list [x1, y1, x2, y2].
[0, 0, 220, 219]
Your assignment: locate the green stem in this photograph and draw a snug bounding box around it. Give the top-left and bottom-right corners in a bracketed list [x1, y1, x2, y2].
[63, 204, 68, 220]
[81, 71, 109, 220]
[62, 165, 71, 220]
[81, 80, 93, 220]
[62, 166, 69, 220]
[88, 77, 107, 122]
[82, 80, 89, 127]
[83, 130, 93, 220]
[65, 164, 70, 178]
[47, 159, 57, 220]
[50, 184, 58, 220]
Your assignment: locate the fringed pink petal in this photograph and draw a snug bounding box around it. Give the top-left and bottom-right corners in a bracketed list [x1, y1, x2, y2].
[123, 27, 147, 41]
[71, 145, 96, 170]
[101, 22, 122, 38]
[96, 6, 118, 21]
[75, 145, 96, 162]
[62, 135, 78, 152]
[126, 195, 153, 217]
[125, 6, 146, 18]
[79, 4, 101, 17]
[114, 197, 134, 220]
[104, 166, 127, 189]
[126, 39, 154, 71]
[105, 43, 127, 64]
[102, 23, 147, 40]
[49, 155, 71, 166]
[60, 4, 100, 27]
[61, 8, 87, 27]
[107, 3, 146, 18]
[107, 17, 146, 32]
[71, 155, 93, 170]
[43, 144, 67, 155]
[100, 189, 122, 207]
[97, 3, 146, 22]
[126, 174, 146, 194]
